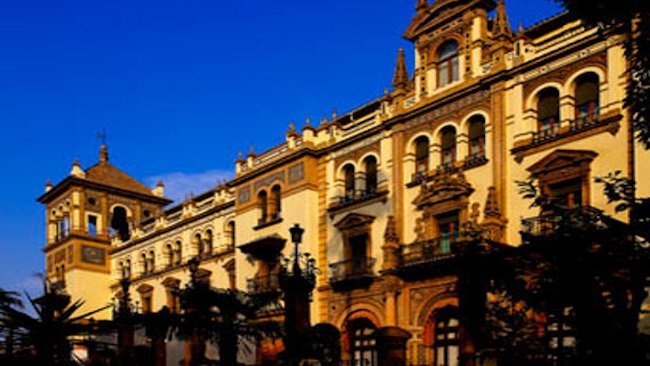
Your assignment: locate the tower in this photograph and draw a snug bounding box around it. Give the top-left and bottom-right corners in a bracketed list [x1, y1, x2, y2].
[37, 145, 172, 317]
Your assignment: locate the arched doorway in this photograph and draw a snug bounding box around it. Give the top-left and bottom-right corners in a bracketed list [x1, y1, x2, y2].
[423, 306, 460, 366]
[347, 318, 377, 366]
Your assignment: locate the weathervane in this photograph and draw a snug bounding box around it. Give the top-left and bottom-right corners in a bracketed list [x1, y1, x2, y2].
[97, 129, 108, 146]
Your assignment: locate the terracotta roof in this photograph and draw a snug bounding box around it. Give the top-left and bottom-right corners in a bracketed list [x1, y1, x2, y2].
[84, 161, 154, 196]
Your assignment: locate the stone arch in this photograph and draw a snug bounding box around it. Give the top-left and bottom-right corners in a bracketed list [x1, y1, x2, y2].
[564, 67, 606, 97]
[416, 291, 458, 327]
[525, 82, 565, 113]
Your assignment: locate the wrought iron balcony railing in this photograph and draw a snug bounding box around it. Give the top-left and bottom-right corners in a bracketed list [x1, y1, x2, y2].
[329, 189, 386, 212]
[400, 233, 459, 267]
[520, 206, 606, 238]
[329, 257, 376, 284]
[247, 273, 281, 294]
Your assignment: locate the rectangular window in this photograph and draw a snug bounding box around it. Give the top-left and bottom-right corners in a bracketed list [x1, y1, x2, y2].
[549, 179, 583, 209]
[88, 214, 98, 237]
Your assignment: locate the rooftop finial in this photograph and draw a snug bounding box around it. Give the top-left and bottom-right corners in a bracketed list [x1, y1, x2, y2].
[97, 129, 109, 162]
[493, 0, 513, 39]
[99, 144, 109, 163]
[416, 0, 428, 12]
[392, 48, 409, 90]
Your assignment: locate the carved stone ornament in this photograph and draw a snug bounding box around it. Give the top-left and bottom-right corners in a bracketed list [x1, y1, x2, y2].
[382, 216, 400, 271]
[412, 170, 474, 211]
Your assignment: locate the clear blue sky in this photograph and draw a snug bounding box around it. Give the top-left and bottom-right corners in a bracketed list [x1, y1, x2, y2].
[0, 0, 562, 293]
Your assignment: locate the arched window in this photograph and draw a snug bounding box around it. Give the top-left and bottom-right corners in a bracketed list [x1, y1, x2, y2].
[468, 116, 486, 158]
[415, 136, 430, 175]
[343, 164, 356, 201]
[111, 206, 131, 242]
[434, 309, 460, 366]
[165, 244, 174, 267]
[258, 190, 268, 224]
[204, 230, 213, 257]
[364, 156, 378, 195]
[437, 40, 459, 88]
[124, 259, 132, 279]
[574, 73, 600, 127]
[174, 241, 182, 266]
[271, 185, 282, 220]
[440, 126, 457, 168]
[226, 221, 236, 249]
[194, 233, 203, 257]
[348, 318, 377, 366]
[140, 253, 148, 275]
[537, 87, 560, 140]
[148, 250, 155, 273]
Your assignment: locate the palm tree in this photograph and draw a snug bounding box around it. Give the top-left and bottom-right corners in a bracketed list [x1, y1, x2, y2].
[0, 287, 23, 362]
[1, 282, 108, 366]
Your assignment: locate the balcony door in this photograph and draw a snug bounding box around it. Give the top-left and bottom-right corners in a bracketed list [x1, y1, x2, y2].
[349, 234, 369, 276]
[437, 212, 459, 254]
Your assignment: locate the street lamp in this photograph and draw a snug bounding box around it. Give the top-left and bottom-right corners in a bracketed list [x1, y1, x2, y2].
[289, 224, 305, 273]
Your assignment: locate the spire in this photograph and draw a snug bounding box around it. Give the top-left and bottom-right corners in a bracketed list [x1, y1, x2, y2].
[392, 48, 409, 90]
[485, 186, 501, 218]
[493, 0, 513, 39]
[99, 144, 109, 163]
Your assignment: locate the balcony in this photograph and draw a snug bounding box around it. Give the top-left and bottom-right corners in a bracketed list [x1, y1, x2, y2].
[247, 273, 281, 294]
[520, 206, 607, 243]
[400, 235, 458, 267]
[329, 257, 376, 290]
[463, 153, 489, 169]
[53, 229, 70, 244]
[513, 111, 622, 162]
[254, 213, 283, 230]
[328, 189, 388, 216]
[407, 156, 489, 188]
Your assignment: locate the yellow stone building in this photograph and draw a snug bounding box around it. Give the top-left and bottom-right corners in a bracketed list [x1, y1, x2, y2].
[38, 0, 650, 365]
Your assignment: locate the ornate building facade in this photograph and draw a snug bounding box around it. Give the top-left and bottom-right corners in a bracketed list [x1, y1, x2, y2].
[38, 0, 650, 365]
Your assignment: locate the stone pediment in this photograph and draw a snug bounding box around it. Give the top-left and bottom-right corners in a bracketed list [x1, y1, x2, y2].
[334, 213, 376, 231]
[527, 150, 598, 177]
[404, 0, 494, 41]
[413, 172, 474, 209]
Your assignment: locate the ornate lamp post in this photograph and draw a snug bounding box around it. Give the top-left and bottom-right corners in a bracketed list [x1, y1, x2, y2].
[280, 223, 318, 366]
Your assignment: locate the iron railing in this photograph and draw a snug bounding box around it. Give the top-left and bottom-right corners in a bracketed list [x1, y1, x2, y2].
[400, 234, 459, 266]
[520, 206, 605, 238]
[330, 189, 383, 211]
[329, 257, 376, 283]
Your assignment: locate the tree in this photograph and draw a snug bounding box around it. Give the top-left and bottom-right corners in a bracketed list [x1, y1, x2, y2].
[481, 178, 650, 365]
[0, 288, 23, 362]
[1, 282, 108, 366]
[553, 0, 650, 147]
[170, 259, 282, 365]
